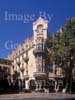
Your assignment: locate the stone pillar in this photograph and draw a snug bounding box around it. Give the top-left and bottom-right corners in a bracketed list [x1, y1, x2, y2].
[35, 81, 38, 90]
[38, 80, 42, 89]
[11, 75, 13, 83]
[18, 79, 21, 91]
[39, 84, 42, 89]
[57, 84, 59, 92]
[55, 81, 57, 92]
[36, 84, 38, 90]
[22, 79, 24, 89]
[25, 80, 29, 89]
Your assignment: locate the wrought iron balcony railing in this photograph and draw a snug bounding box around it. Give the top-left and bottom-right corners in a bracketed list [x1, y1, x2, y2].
[33, 47, 45, 55]
[33, 72, 47, 79]
[23, 56, 29, 62]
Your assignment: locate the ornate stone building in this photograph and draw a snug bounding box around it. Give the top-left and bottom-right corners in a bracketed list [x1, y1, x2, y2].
[7, 17, 64, 92]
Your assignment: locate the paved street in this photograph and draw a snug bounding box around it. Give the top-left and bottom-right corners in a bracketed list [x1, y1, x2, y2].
[0, 93, 75, 100]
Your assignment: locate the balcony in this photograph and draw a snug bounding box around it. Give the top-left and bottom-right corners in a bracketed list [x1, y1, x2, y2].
[33, 72, 47, 79]
[33, 47, 45, 55]
[23, 56, 29, 62]
[49, 72, 65, 79]
[17, 60, 20, 66]
[20, 66, 25, 72]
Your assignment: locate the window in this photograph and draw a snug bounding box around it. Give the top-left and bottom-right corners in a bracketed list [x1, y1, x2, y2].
[36, 63, 42, 72]
[37, 24, 43, 33]
[37, 55, 42, 61]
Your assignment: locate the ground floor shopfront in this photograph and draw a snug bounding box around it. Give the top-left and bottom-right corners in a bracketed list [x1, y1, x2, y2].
[0, 76, 75, 94]
[11, 75, 65, 93]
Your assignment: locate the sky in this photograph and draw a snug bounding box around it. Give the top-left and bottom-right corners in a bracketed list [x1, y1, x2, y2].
[0, 0, 75, 58]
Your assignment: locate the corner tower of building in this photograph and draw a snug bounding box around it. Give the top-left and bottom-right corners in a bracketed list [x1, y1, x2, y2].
[33, 17, 48, 44]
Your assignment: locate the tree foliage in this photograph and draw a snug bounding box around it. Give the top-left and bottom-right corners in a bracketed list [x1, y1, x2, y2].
[46, 18, 75, 66]
[46, 18, 75, 93]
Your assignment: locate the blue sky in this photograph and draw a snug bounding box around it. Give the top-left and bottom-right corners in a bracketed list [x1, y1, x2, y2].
[0, 0, 75, 58]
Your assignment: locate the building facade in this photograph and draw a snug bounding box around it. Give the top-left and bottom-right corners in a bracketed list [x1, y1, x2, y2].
[7, 17, 64, 92]
[0, 58, 12, 91]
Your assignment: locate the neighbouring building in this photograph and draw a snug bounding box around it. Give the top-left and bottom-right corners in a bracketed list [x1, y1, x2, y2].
[0, 58, 12, 90]
[7, 17, 65, 92]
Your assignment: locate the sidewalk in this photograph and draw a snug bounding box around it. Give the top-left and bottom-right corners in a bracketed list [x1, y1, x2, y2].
[0, 93, 75, 100]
